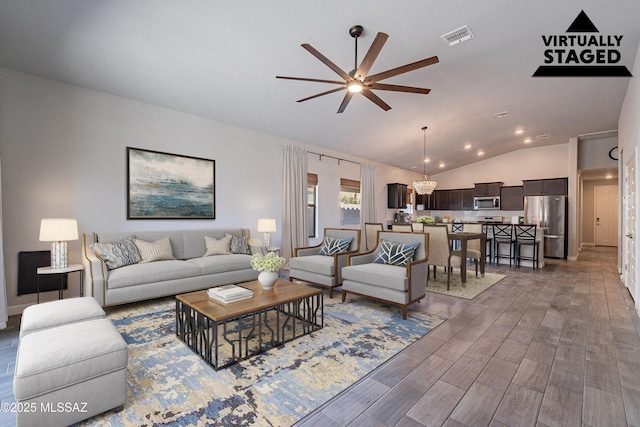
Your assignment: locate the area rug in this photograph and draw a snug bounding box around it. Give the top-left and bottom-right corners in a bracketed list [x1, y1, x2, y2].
[426, 271, 506, 299]
[82, 293, 445, 426]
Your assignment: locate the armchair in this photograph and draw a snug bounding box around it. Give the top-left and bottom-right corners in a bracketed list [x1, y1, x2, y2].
[341, 231, 429, 319]
[289, 228, 361, 298]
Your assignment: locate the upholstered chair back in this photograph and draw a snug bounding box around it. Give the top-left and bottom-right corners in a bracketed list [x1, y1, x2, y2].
[423, 225, 451, 267]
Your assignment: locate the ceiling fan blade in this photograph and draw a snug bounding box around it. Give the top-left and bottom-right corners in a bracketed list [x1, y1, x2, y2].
[368, 83, 431, 94]
[337, 92, 355, 114]
[355, 32, 389, 78]
[302, 44, 352, 81]
[366, 55, 439, 83]
[276, 76, 347, 86]
[361, 88, 391, 111]
[296, 87, 346, 103]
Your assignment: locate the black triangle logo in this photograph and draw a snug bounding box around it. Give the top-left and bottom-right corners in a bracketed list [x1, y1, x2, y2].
[566, 10, 599, 32]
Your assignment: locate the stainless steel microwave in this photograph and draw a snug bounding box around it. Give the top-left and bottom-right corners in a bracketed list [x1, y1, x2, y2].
[474, 196, 500, 210]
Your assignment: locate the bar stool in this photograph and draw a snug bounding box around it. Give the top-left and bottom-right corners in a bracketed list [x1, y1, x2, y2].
[492, 224, 515, 267]
[482, 223, 493, 264]
[451, 223, 463, 250]
[514, 224, 540, 269]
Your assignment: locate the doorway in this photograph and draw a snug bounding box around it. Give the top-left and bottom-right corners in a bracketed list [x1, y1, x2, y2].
[595, 185, 619, 246]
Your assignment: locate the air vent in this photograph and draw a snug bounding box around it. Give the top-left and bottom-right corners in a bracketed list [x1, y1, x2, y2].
[441, 25, 475, 47]
[536, 134, 551, 139]
[493, 111, 510, 119]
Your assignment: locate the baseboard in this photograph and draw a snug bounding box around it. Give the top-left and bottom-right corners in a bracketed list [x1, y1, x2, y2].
[9, 303, 30, 316]
[567, 255, 578, 261]
[582, 243, 596, 248]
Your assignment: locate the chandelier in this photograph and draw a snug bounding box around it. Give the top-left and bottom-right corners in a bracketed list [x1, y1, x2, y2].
[413, 126, 438, 195]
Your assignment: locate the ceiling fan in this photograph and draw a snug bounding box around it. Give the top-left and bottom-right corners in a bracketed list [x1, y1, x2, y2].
[276, 25, 439, 113]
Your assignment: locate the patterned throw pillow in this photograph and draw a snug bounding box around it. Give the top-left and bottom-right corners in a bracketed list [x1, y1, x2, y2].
[318, 236, 353, 256]
[225, 233, 251, 255]
[203, 235, 232, 256]
[90, 237, 142, 270]
[134, 237, 175, 263]
[373, 240, 420, 267]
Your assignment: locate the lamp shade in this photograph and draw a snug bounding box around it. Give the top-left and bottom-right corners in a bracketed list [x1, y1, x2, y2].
[39, 218, 79, 242]
[257, 218, 277, 233]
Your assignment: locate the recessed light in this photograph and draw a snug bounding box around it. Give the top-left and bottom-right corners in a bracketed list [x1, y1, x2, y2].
[477, 151, 485, 156]
[464, 144, 472, 150]
[606, 174, 613, 179]
[524, 138, 532, 143]
[515, 129, 524, 134]
[439, 163, 445, 168]
[424, 158, 430, 163]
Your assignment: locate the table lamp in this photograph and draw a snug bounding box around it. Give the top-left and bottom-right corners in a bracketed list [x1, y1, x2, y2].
[257, 218, 276, 249]
[39, 218, 79, 269]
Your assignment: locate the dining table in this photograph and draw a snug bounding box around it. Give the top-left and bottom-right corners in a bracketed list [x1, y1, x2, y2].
[448, 231, 486, 284]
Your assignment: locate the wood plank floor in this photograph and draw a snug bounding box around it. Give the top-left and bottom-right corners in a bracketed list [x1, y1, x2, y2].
[298, 246, 640, 427]
[0, 246, 637, 426]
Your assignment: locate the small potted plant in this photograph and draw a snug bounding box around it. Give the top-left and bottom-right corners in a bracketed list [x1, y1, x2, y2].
[416, 215, 433, 225]
[250, 252, 286, 290]
[442, 214, 453, 223]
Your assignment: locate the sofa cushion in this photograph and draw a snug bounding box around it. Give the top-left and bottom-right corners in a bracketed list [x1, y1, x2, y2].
[107, 260, 200, 289]
[204, 235, 232, 256]
[289, 255, 335, 276]
[318, 236, 352, 256]
[226, 233, 251, 255]
[186, 254, 253, 275]
[342, 263, 408, 291]
[91, 236, 141, 270]
[374, 240, 419, 267]
[134, 237, 175, 263]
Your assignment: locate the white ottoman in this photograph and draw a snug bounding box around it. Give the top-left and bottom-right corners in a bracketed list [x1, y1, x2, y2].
[19, 297, 106, 339]
[14, 318, 128, 427]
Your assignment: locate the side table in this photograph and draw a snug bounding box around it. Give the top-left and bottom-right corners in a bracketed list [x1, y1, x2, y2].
[36, 264, 84, 303]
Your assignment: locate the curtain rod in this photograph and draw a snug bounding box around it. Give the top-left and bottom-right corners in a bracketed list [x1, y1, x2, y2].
[307, 151, 361, 166]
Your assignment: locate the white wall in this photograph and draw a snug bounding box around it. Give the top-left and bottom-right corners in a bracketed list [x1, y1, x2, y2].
[579, 136, 618, 170]
[0, 68, 419, 312]
[618, 41, 640, 309]
[430, 144, 571, 189]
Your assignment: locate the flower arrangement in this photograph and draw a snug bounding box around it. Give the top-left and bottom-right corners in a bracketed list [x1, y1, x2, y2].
[416, 215, 433, 224]
[250, 252, 286, 272]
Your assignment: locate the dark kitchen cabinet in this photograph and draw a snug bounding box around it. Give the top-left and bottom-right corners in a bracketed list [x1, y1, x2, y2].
[523, 178, 568, 196]
[434, 190, 449, 210]
[474, 182, 503, 197]
[415, 192, 433, 210]
[500, 186, 524, 210]
[461, 189, 475, 210]
[387, 183, 408, 208]
[448, 190, 461, 210]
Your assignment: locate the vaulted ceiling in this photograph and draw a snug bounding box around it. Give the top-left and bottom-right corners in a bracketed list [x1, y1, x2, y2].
[1, 0, 638, 174]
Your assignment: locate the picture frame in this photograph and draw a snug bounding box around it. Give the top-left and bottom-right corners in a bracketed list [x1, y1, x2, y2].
[127, 147, 215, 219]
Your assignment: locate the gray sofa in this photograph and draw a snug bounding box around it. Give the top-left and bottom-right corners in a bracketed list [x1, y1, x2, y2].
[82, 228, 261, 306]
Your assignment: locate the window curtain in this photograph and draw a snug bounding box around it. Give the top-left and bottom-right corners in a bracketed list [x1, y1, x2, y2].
[360, 163, 377, 230]
[282, 146, 308, 260]
[0, 157, 7, 329]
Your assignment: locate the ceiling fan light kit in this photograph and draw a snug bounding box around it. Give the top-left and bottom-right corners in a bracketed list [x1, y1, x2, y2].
[413, 126, 438, 195]
[276, 25, 439, 113]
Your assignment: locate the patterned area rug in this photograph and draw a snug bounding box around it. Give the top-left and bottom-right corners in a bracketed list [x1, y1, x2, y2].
[82, 291, 445, 426]
[426, 269, 506, 299]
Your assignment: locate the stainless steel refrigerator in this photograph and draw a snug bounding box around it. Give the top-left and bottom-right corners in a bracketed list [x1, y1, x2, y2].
[524, 195, 568, 259]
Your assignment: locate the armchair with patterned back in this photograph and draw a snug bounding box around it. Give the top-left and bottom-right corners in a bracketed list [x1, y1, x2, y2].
[289, 228, 361, 298]
[341, 231, 429, 319]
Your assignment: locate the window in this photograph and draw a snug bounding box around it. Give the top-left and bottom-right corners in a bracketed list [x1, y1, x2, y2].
[308, 173, 318, 238]
[340, 178, 360, 225]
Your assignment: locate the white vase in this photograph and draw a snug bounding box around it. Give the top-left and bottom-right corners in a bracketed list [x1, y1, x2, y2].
[258, 271, 279, 290]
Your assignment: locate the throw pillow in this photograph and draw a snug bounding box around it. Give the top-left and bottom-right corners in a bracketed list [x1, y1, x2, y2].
[90, 237, 142, 270]
[225, 233, 251, 255]
[134, 237, 175, 263]
[318, 236, 353, 256]
[373, 240, 420, 267]
[203, 235, 232, 256]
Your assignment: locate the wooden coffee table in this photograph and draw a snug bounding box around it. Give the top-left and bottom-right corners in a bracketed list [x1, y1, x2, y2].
[176, 279, 323, 370]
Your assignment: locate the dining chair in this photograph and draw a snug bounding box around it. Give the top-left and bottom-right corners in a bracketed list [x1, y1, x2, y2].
[514, 224, 539, 268]
[391, 223, 413, 232]
[451, 223, 482, 277]
[482, 223, 493, 263]
[424, 225, 462, 290]
[364, 222, 384, 252]
[492, 224, 515, 267]
[411, 223, 424, 232]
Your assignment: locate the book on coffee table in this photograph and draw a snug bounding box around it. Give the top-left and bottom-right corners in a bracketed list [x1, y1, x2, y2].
[208, 284, 253, 304]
